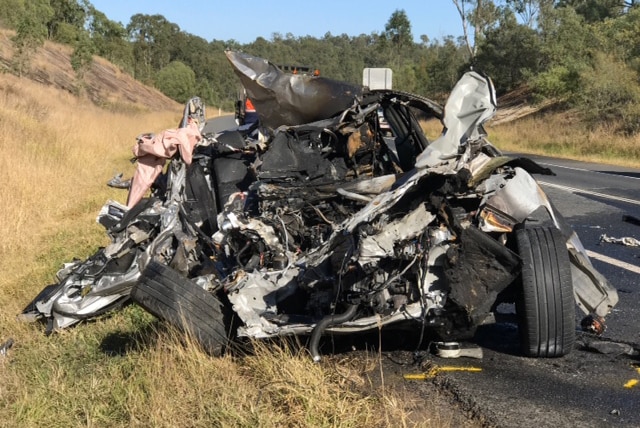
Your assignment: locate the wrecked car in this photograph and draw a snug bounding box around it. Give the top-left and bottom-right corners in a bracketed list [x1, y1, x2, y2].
[22, 50, 618, 360]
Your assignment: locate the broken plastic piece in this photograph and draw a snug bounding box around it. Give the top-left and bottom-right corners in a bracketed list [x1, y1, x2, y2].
[582, 339, 638, 356]
[599, 234, 640, 247]
[107, 173, 132, 189]
[0, 338, 14, 356]
[434, 342, 484, 359]
[581, 313, 606, 335]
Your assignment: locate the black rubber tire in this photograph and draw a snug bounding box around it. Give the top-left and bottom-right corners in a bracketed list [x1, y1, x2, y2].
[515, 227, 575, 357]
[131, 261, 230, 356]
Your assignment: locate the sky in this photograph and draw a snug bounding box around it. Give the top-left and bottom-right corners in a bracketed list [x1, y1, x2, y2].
[88, 0, 465, 44]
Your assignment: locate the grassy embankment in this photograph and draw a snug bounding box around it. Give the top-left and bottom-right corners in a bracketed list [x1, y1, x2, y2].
[496, 112, 640, 168]
[0, 74, 460, 428]
[423, 112, 640, 167]
[490, 112, 640, 166]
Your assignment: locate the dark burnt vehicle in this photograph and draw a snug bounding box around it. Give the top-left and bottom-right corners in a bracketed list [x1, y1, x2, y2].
[22, 51, 618, 360]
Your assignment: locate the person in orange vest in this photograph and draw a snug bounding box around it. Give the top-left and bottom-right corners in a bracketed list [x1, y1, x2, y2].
[243, 96, 259, 126]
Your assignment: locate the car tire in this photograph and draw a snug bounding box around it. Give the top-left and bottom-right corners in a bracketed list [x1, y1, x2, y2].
[131, 261, 230, 356]
[515, 227, 575, 357]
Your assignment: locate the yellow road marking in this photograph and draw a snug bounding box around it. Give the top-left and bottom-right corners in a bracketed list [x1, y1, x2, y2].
[404, 366, 482, 380]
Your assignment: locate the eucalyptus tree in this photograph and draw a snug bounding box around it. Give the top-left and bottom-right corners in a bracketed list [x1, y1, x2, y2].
[86, 7, 133, 72]
[451, 0, 501, 61]
[127, 14, 180, 83]
[47, 0, 87, 43]
[556, 0, 633, 21]
[11, 0, 53, 76]
[474, 10, 543, 92]
[384, 9, 413, 53]
[505, 0, 555, 26]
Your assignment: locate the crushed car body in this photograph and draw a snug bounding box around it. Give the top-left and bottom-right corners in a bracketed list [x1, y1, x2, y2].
[22, 50, 618, 360]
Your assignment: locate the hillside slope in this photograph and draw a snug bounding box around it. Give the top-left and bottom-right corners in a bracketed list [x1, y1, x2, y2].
[493, 85, 557, 125]
[0, 29, 180, 112]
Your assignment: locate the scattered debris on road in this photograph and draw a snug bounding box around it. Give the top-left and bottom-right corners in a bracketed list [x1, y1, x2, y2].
[433, 342, 483, 359]
[600, 234, 640, 247]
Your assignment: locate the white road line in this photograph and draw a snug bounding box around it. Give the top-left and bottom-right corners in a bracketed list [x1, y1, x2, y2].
[538, 162, 640, 181]
[539, 163, 592, 173]
[586, 250, 640, 275]
[538, 181, 640, 206]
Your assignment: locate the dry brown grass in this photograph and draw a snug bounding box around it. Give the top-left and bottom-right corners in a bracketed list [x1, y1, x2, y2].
[486, 112, 640, 166]
[0, 72, 177, 304]
[421, 118, 445, 141]
[422, 112, 640, 167]
[0, 73, 448, 428]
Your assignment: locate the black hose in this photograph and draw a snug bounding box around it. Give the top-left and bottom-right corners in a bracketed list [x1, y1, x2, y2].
[309, 304, 358, 362]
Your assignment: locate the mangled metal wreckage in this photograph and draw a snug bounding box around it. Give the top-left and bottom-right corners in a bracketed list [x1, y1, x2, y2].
[22, 50, 618, 360]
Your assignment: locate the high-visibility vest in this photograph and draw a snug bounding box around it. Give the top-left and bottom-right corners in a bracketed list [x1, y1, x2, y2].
[245, 98, 256, 112]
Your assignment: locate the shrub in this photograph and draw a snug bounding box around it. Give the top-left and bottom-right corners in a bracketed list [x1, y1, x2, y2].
[575, 52, 640, 135]
[155, 61, 196, 103]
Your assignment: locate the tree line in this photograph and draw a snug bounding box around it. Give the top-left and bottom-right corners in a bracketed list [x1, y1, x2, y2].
[1, 0, 639, 134]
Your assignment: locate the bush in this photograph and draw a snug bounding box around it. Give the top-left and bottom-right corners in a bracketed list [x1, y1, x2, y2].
[530, 65, 582, 100]
[575, 53, 640, 135]
[155, 61, 196, 103]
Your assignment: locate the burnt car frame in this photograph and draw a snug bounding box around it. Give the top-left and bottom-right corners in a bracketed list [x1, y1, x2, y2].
[22, 50, 618, 360]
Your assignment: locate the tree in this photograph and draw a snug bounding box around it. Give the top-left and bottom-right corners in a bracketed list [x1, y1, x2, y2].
[0, 0, 26, 29]
[71, 29, 95, 82]
[575, 52, 640, 134]
[557, 0, 629, 22]
[171, 31, 212, 80]
[505, 0, 555, 27]
[380, 10, 416, 85]
[451, 0, 500, 60]
[11, 0, 53, 76]
[529, 6, 592, 99]
[155, 61, 196, 103]
[86, 7, 134, 72]
[421, 36, 469, 97]
[127, 14, 180, 83]
[538, 6, 592, 69]
[474, 11, 544, 92]
[47, 0, 87, 43]
[384, 9, 413, 52]
[592, 5, 640, 70]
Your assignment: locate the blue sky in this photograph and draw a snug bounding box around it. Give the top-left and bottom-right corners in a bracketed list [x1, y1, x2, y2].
[89, 0, 464, 44]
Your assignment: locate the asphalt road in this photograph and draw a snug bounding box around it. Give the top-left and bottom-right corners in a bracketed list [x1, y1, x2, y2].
[406, 154, 640, 428]
[202, 115, 237, 134]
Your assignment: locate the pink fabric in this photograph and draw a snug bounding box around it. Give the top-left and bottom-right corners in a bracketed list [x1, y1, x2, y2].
[126, 120, 202, 208]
